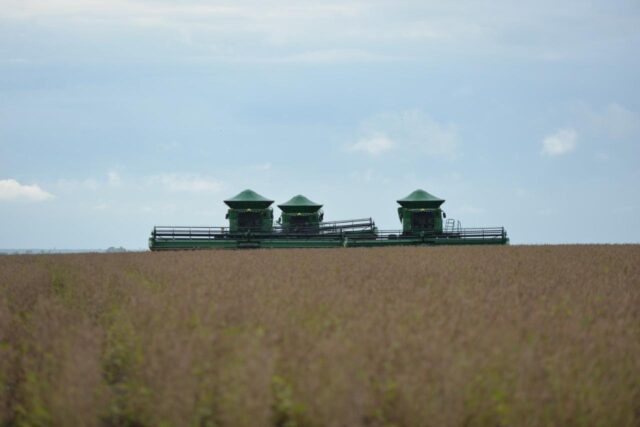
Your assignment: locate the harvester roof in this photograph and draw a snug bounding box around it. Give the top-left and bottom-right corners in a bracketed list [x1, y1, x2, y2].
[224, 189, 274, 209]
[397, 189, 445, 209]
[278, 195, 323, 213]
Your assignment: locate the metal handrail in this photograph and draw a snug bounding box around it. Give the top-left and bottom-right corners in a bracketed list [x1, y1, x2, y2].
[152, 218, 376, 239]
[151, 225, 506, 242]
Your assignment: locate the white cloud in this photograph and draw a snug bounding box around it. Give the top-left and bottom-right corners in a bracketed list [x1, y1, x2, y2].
[350, 169, 375, 183]
[456, 205, 486, 215]
[253, 162, 272, 171]
[55, 170, 121, 192]
[150, 174, 223, 193]
[600, 104, 640, 139]
[0, 179, 55, 202]
[107, 170, 122, 186]
[583, 103, 640, 140]
[538, 208, 554, 216]
[347, 133, 396, 156]
[3, 0, 635, 63]
[56, 178, 100, 192]
[93, 201, 108, 210]
[550, 103, 639, 159]
[348, 110, 458, 159]
[541, 128, 578, 157]
[279, 49, 396, 64]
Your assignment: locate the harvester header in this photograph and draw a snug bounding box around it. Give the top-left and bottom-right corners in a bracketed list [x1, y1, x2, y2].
[149, 188, 508, 250]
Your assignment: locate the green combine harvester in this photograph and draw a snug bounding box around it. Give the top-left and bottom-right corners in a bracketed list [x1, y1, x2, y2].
[149, 189, 508, 250]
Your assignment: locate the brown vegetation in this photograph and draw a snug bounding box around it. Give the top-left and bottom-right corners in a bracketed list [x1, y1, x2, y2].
[0, 245, 639, 426]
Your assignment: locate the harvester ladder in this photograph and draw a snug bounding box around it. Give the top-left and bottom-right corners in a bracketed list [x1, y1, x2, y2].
[444, 219, 462, 233]
[444, 219, 453, 232]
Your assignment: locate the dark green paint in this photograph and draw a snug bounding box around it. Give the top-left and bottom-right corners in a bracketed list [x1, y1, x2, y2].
[224, 189, 274, 233]
[397, 189, 445, 235]
[278, 195, 323, 213]
[149, 234, 508, 250]
[277, 194, 324, 232]
[397, 189, 445, 209]
[224, 189, 274, 209]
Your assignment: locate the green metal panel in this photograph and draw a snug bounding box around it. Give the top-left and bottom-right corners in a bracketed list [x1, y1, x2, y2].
[226, 208, 273, 233]
[277, 194, 324, 232]
[397, 208, 444, 234]
[397, 189, 445, 209]
[149, 233, 508, 251]
[224, 189, 274, 209]
[397, 189, 445, 235]
[279, 212, 323, 232]
[223, 189, 274, 232]
[277, 195, 323, 213]
[149, 239, 239, 250]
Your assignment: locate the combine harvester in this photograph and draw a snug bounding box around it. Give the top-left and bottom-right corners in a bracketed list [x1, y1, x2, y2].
[149, 189, 508, 250]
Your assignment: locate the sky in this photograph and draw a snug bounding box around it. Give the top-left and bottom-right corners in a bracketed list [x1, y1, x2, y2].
[1, 0, 639, 249]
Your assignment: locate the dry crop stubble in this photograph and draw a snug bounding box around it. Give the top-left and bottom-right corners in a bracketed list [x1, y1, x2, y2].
[0, 245, 639, 426]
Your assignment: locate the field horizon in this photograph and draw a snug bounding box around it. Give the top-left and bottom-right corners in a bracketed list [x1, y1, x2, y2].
[3, 242, 639, 255]
[1, 244, 639, 426]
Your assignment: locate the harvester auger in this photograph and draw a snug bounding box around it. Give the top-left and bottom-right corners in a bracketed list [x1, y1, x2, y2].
[149, 189, 508, 250]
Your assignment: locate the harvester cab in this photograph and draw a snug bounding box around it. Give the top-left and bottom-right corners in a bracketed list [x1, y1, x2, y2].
[224, 189, 274, 234]
[277, 195, 324, 234]
[397, 189, 446, 235]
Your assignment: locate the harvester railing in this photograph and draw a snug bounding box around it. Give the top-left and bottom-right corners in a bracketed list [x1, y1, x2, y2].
[152, 226, 229, 240]
[366, 227, 507, 241]
[151, 218, 377, 241]
[317, 218, 375, 234]
[151, 224, 507, 242]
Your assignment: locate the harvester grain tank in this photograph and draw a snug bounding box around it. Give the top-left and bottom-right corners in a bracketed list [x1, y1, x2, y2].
[148, 188, 508, 250]
[397, 189, 446, 235]
[277, 195, 324, 233]
[224, 189, 274, 233]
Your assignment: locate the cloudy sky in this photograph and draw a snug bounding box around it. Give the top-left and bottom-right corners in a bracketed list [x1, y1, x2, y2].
[1, 0, 639, 249]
